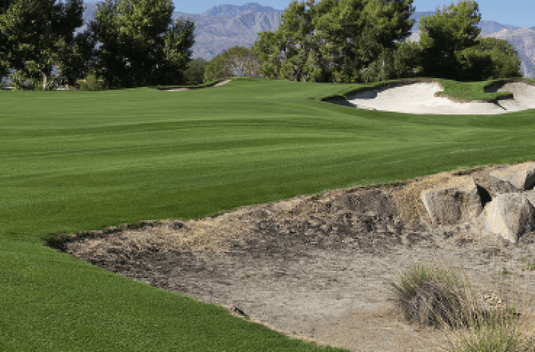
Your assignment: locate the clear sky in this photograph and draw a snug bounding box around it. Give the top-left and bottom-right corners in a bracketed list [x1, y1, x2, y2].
[173, 0, 535, 29]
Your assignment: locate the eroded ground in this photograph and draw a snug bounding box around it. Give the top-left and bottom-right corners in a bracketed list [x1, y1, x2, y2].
[58, 164, 535, 352]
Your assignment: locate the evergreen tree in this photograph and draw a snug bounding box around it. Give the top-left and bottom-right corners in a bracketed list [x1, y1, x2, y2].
[89, 0, 195, 88]
[418, 0, 481, 79]
[360, 41, 421, 83]
[253, 0, 415, 83]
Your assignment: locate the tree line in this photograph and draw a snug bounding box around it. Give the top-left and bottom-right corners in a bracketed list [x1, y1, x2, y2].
[0, 0, 194, 90]
[0, 0, 525, 90]
[206, 0, 523, 84]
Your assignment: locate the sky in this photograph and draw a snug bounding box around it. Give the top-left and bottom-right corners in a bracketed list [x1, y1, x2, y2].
[173, 0, 535, 29]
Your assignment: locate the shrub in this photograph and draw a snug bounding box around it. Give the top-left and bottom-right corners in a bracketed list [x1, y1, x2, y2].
[184, 58, 207, 85]
[79, 73, 107, 91]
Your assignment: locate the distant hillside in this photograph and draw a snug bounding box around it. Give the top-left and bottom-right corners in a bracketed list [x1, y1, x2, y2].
[172, 10, 281, 60]
[202, 3, 280, 17]
[80, 3, 534, 76]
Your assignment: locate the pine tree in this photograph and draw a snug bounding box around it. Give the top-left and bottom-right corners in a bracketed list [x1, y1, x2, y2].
[419, 0, 481, 79]
[89, 0, 195, 88]
[253, 0, 415, 83]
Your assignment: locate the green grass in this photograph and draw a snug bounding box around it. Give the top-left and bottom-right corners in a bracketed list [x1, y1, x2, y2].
[1, 77, 535, 351]
[324, 77, 535, 102]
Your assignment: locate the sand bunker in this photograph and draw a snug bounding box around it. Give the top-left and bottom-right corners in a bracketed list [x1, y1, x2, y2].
[337, 81, 535, 115]
[161, 79, 232, 92]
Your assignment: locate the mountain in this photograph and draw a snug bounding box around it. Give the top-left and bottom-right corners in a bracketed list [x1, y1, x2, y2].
[202, 3, 280, 17]
[172, 10, 281, 60]
[79, 3, 534, 77]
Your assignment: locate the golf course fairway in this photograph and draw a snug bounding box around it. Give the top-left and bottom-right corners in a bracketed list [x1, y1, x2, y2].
[1, 78, 534, 351]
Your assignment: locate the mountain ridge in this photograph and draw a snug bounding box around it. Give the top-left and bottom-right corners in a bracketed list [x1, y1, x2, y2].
[202, 2, 280, 17]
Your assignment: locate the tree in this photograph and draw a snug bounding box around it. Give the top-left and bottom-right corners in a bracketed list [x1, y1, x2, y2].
[204, 46, 261, 82]
[360, 41, 421, 83]
[184, 57, 207, 85]
[0, 0, 85, 90]
[419, 0, 481, 79]
[89, 0, 195, 88]
[315, 0, 416, 82]
[253, 0, 318, 82]
[252, 0, 415, 83]
[455, 37, 521, 81]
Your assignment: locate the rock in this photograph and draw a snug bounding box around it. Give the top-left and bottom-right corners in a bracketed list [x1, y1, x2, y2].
[231, 306, 247, 316]
[490, 162, 535, 190]
[421, 178, 483, 226]
[525, 190, 535, 208]
[473, 174, 521, 197]
[485, 193, 535, 243]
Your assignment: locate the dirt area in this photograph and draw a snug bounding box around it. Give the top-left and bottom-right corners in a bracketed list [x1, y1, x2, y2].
[58, 164, 535, 352]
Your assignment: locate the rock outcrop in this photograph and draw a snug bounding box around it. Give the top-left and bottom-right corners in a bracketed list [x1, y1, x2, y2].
[490, 162, 535, 190]
[421, 178, 483, 226]
[417, 162, 535, 243]
[484, 193, 535, 243]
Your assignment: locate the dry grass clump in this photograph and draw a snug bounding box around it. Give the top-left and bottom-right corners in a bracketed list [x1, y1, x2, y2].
[391, 263, 535, 352]
[448, 320, 535, 352]
[391, 263, 474, 328]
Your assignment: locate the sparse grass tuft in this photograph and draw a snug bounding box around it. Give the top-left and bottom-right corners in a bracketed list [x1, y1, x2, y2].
[393, 263, 535, 352]
[391, 263, 473, 328]
[446, 304, 535, 352]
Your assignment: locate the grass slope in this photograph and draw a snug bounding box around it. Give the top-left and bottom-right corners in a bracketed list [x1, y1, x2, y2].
[1, 78, 534, 351]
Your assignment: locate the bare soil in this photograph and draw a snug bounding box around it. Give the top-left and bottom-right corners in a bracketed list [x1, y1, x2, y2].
[60, 164, 535, 352]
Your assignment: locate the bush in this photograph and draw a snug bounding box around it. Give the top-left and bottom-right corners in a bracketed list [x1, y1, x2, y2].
[204, 46, 261, 82]
[78, 73, 107, 91]
[184, 58, 207, 85]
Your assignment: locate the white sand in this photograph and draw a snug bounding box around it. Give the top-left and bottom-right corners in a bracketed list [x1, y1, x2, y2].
[342, 81, 535, 115]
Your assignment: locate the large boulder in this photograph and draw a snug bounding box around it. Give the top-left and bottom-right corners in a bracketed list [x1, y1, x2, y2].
[421, 178, 483, 226]
[490, 162, 535, 190]
[485, 193, 535, 243]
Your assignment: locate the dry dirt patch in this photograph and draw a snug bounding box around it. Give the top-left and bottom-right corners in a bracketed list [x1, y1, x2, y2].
[60, 164, 535, 352]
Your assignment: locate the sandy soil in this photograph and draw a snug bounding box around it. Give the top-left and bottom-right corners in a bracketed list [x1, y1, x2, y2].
[60, 164, 535, 352]
[337, 81, 535, 115]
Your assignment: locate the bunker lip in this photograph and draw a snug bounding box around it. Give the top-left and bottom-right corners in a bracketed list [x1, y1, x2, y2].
[160, 79, 232, 92]
[54, 162, 535, 352]
[330, 80, 535, 115]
